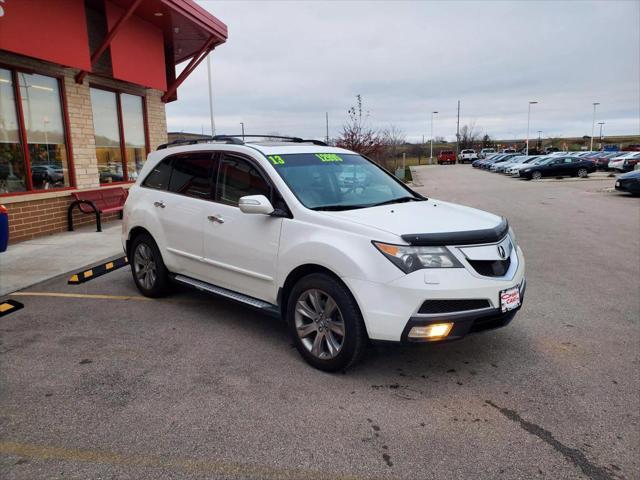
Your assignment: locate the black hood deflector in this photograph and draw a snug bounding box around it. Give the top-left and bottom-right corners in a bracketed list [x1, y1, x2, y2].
[401, 218, 509, 246]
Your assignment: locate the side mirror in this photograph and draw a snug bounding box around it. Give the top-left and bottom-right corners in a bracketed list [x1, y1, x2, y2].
[239, 195, 274, 215]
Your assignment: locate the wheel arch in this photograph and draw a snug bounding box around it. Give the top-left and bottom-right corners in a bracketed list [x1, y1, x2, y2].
[126, 226, 153, 258]
[278, 264, 364, 328]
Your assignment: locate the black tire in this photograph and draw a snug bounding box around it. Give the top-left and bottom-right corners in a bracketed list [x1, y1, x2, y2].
[287, 273, 367, 372]
[129, 233, 170, 297]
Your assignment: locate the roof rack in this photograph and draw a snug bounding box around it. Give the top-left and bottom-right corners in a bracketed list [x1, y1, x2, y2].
[156, 134, 327, 150]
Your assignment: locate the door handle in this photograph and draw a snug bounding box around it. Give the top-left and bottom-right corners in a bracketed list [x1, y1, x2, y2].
[207, 215, 224, 224]
[153, 201, 166, 208]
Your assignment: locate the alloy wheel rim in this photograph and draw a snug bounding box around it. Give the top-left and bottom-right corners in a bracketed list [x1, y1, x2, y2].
[294, 289, 345, 360]
[134, 243, 157, 290]
[578, 169, 587, 177]
[532, 171, 542, 180]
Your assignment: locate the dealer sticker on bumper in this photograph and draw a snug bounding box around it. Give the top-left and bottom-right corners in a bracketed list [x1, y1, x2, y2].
[500, 286, 521, 312]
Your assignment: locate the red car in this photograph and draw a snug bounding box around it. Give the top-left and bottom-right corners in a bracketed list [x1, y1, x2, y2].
[437, 150, 456, 165]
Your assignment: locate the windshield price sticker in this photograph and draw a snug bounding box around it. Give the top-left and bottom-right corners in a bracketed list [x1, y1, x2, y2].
[315, 153, 343, 162]
[268, 155, 285, 165]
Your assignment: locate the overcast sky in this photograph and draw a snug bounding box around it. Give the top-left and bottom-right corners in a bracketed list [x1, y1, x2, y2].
[166, 0, 640, 143]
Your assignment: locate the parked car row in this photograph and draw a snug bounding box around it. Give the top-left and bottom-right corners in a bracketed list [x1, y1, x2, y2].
[473, 152, 597, 180]
[471, 151, 640, 194]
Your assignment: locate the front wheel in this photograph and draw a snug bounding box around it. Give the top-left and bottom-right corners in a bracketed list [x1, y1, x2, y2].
[531, 171, 543, 180]
[287, 273, 367, 372]
[130, 233, 170, 297]
[577, 168, 589, 178]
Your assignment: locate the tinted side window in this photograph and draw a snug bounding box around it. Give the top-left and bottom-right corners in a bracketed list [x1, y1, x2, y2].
[168, 152, 215, 199]
[216, 154, 270, 206]
[142, 157, 173, 190]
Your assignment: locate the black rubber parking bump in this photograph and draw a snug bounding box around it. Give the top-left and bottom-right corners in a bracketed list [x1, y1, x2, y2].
[0, 299, 24, 318]
[68, 256, 128, 285]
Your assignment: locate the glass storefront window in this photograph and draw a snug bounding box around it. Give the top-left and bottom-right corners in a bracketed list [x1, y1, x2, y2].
[18, 72, 71, 191]
[121, 93, 146, 181]
[90, 88, 147, 184]
[0, 68, 71, 195]
[0, 68, 26, 194]
[90, 88, 124, 184]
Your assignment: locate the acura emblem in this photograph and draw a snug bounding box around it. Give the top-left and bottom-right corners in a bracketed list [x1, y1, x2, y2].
[497, 245, 507, 259]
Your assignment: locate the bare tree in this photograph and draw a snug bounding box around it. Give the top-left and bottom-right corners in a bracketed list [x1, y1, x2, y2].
[459, 122, 481, 149]
[336, 95, 385, 158]
[381, 124, 406, 158]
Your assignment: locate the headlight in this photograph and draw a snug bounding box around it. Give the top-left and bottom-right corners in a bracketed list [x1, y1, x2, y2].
[373, 242, 463, 273]
[523, 168, 531, 172]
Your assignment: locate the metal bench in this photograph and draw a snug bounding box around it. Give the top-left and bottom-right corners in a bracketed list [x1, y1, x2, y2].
[67, 187, 127, 232]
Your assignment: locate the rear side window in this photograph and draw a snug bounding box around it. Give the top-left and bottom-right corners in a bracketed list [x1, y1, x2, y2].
[168, 152, 215, 199]
[216, 154, 271, 206]
[142, 158, 173, 190]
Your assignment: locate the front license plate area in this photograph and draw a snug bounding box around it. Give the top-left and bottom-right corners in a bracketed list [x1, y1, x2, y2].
[500, 286, 521, 312]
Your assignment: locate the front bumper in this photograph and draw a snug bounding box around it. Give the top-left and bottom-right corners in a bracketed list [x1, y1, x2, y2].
[401, 279, 525, 343]
[343, 245, 526, 342]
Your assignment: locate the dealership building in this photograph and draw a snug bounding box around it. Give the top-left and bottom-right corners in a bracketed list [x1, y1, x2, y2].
[0, 0, 227, 242]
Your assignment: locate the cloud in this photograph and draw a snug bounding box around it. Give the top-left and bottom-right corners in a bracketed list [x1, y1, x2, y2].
[166, 0, 640, 142]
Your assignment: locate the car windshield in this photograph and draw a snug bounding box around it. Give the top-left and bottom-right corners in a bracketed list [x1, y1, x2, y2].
[267, 152, 422, 211]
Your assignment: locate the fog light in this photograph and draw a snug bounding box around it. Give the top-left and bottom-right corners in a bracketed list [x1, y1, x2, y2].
[408, 322, 454, 340]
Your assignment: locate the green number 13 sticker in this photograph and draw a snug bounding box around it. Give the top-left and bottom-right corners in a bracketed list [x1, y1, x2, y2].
[268, 155, 285, 165]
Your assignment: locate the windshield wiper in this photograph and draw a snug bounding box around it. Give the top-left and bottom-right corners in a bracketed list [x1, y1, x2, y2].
[311, 204, 370, 211]
[368, 196, 423, 207]
[311, 196, 423, 211]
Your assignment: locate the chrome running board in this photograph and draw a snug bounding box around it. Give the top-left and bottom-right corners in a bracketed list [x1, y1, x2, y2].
[174, 274, 280, 317]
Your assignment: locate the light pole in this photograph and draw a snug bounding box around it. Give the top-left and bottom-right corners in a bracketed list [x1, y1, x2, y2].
[240, 122, 245, 140]
[430, 111, 438, 163]
[526, 101, 538, 155]
[590, 102, 600, 151]
[598, 121, 605, 150]
[206, 54, 215, 136]
[537, 130, 542, 151]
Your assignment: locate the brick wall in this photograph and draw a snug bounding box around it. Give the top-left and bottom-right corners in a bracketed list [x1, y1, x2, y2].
[0, 51, 168, 243]
[146, 89, 168, 151]
[6, 194, 122, 244]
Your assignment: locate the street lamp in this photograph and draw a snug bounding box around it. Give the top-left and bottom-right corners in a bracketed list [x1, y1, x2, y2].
[590, 102, 600, 151]
[430, 111, 438, 163]
[597, 121, 605, 150]
[526, 101, 538, 156]
[537, 130, 542, 151]
[240, 122, 245, 140]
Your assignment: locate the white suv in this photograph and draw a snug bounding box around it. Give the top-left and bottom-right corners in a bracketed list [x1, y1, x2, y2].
[122, 136, 526, 371]
[459, 149, 479, 163]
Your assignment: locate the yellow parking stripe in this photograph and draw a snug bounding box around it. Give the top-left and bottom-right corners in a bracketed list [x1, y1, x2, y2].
[0, 441, 369, 480]
[11, 292, 151, 302]
[0, 303, 13, 313]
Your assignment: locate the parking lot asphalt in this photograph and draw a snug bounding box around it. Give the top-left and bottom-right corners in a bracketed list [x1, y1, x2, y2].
[1, 165, 638, 480]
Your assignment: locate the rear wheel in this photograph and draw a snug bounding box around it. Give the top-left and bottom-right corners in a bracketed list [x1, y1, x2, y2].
[130, 233, 170, 297]
[577, 168, 589, 178]
[287, 273, 367, 372]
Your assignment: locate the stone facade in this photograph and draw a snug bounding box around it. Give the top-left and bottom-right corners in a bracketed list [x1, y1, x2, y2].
[0, 51, 168, 243]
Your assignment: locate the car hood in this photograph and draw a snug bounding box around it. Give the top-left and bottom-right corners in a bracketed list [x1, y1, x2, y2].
[323, 199, 503, 239]
[619, 170, 640, 179]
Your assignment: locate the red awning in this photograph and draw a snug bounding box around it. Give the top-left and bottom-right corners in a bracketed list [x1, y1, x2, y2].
[106, 0, 228, 65]
[83, 0, 228, 100]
